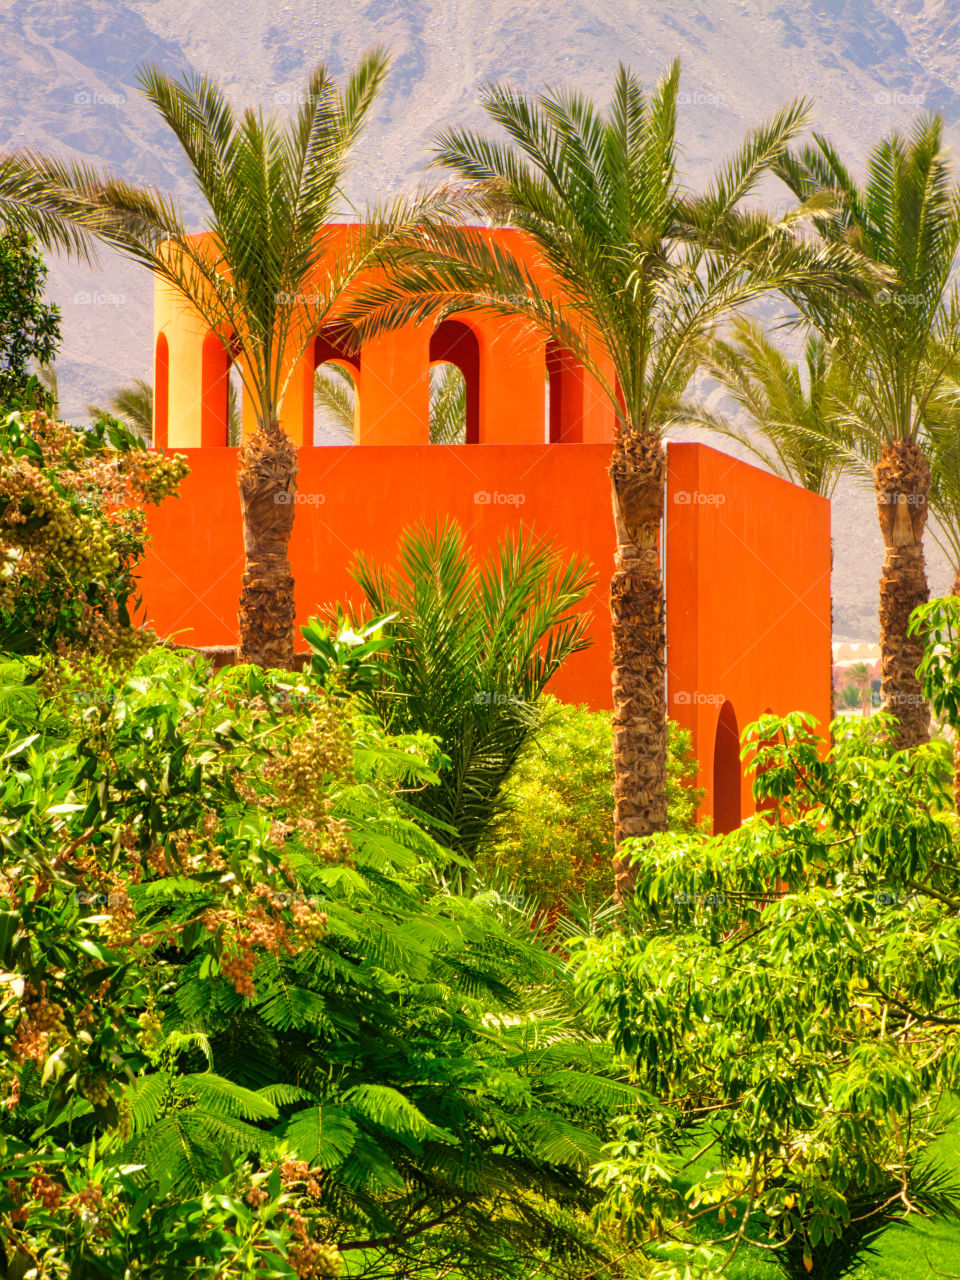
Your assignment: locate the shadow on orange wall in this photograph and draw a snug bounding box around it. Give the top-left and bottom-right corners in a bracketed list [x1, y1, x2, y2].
[139, 441, 830, 826]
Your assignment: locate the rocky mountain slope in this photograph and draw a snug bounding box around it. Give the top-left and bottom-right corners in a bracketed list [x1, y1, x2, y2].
[2, 0, 959, 635]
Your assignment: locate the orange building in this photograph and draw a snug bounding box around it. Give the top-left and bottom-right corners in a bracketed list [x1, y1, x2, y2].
[143, 227, 831, 828]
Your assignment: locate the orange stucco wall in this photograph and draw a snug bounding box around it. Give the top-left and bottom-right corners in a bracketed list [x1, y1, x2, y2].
[147, 223, 831, 825]
[138, 441, 831, 825]
[153, 224, 616, 451]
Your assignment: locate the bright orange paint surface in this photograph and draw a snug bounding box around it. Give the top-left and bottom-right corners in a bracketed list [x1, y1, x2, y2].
[139, 441, 830, 825]
[146, 224, 831, 825]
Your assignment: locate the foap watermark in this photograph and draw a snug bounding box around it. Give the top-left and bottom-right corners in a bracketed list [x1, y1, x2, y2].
[877, 491, 926, 505]
[885, 692, 928, 708]
[73, 88, 126, 108]
[275, 290, 323, 305]
[474, 490, 525, 506]
[869, 890, 905, 907]
[877, 288, 927, 307]
[74, 890, 129, 908]
[73, 690, 117, 708]
[677, 89, 726, 108]
[264, 890, 323, 908]
[673, 690, 726, 707]
[673, 490, 726, 506]
[874, 89, 926, 107]
[273, 90, 325, 108]
[73, 290, 125, 309]
[274, 492, 325, 506]
[672, 891, 727, 907]
[474, 691, 526, 706]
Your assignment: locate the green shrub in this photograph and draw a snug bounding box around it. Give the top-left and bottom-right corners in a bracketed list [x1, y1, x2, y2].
[573, 707, 960, 1279]
[482, 698, 706, 903]
[0, 226, 60, 415]
[0, 649, 635, 1278]
[304, 518, 594, 860]
[0, 409, 187, 656]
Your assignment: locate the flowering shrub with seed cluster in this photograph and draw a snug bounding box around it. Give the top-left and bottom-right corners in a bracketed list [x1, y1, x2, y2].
[0, 409, 187, 657]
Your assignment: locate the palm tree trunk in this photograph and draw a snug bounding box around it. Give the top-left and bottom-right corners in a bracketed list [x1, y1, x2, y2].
[236, 420, 298, 669]
[874, 440, 931, 748]
[609, 431, 668, 899]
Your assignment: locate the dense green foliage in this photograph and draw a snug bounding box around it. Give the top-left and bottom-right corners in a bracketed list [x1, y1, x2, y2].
[482, 699, 706, 904]
[303, 520, 594, 861]
[0, 227, 60, 415]
[572, 708, 960, 1278]
[0, 649, 639, 1278]
[0, 410, 187, 656]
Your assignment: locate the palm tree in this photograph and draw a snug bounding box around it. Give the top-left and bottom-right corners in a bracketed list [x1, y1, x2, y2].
[0, 153, 103, 256]
[687, 317, 868, 724]
[89, 377, 242, 447]
[313, 361, 466, 443]
[775, 117, 960, 748]
[342, 63, 870, 892]
[33, 362, 59, 417]
[315, 519, 593, 863]
[691, 317, 860, 498]
[88, 377, 153, 442]
[915, 375, 960, 804]
[33, 55, 453, 669]
[312, 364, 356, 443]
[848, 661, 874, 716]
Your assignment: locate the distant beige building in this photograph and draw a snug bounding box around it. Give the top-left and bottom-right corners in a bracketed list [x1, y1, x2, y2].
[833, 641, 881, 666]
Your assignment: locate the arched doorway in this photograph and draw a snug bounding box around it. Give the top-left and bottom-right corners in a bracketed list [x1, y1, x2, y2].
[200, 330, 230, 447]
[430, 320, 479, 443]
[713, 700, 742, 835]
[545, 339, 585, 443]
[428, 363, 467, 443]
[313, 331, 360, 445]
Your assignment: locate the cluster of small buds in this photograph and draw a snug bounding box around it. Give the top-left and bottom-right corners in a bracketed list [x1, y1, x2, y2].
[285, 1209, 342, 1278]
[144, 844, 173, 876]
[30, 1173, 63, 1211]
[280, 1159, 323, 1200]
[7, 1178, 28, 1224]
[257, 705, 356, 864]
[67, 1182, 103, 1218]
[203, 879, 327, 996]
[12, 982, 66, 1065]
[136, 1008, 164, 1052]
[24, 412, 88, 469]
[55, 512, 119, 580]
[79, 1072, 112, 1107]
[269, 819, 293, 846]
[246, 1185, 269, 1208]
[221, 947, 257, 998]
[122, 452, 189, 505]
[290, 899, 329, 945]
[74, 874, 137, 947]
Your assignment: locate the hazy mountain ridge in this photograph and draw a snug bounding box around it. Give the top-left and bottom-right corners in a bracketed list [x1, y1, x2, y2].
[1, 0, 958, 636]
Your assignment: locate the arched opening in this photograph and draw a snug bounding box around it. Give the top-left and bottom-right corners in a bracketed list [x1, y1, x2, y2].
[153, 332, 169, 449]
[713, 700, 742, 835]
[201, 330, 230, 447]
[428, 362, 467, 444]
[227, 359, 243, 446]
[313, 332, 360, 445]
[430, 320, 479, 443]
[545, 339, 585, 443]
